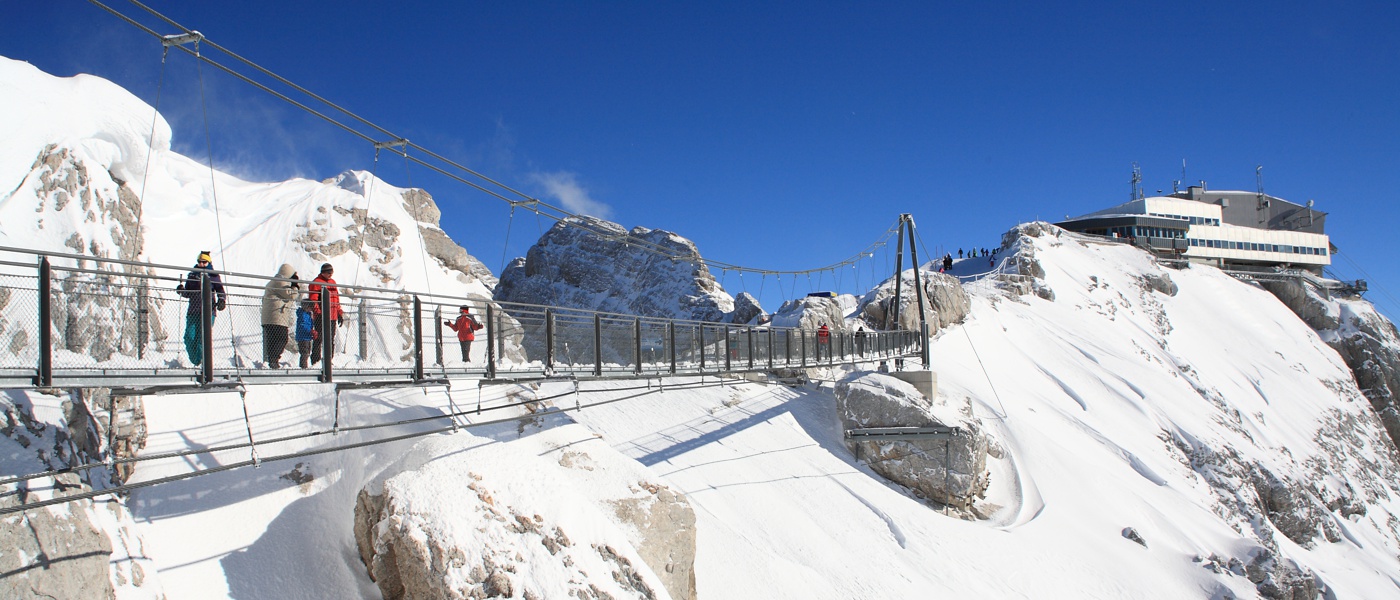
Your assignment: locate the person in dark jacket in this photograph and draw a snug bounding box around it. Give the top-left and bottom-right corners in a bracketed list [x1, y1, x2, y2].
[174, 251, 227, 365]
[307, 263, 344, 366]
[443, 305, 483, 362]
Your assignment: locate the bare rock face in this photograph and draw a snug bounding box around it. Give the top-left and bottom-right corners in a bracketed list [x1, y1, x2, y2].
[836, 373, 990, 511]
[1260, 278, 1400, 450]
[0, 389, 160, 597]
[354, 430, 695, 600]
[857, 270, 970, 333]
[0, 476, 115, 600]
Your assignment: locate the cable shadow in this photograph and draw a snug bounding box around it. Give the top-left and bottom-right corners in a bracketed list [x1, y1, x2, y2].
[633, 400, 795, 467]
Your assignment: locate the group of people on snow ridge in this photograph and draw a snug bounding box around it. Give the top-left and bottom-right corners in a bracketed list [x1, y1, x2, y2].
[177, 252, 481, 369]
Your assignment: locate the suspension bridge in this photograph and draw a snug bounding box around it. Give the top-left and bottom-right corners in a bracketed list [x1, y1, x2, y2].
[0, 1, 964, 516]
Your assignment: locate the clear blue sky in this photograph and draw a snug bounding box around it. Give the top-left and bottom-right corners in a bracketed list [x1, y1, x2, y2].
[5, 1, 1399, 318]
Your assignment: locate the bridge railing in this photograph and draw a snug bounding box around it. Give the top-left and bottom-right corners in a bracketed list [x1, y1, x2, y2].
[0, 245, 923, 388]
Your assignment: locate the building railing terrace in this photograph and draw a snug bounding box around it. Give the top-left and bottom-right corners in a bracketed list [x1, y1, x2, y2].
[0, 246, 922, 390]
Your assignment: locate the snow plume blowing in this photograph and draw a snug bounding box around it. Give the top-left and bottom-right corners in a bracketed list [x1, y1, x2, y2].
[5, 55, 1400, 599]
[529, 170, 613, 219]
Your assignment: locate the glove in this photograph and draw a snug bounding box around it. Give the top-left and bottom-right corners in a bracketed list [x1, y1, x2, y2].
[337, 318, 344, 327]
[215, 298, 227, 311]
[443, 320, 451, 327]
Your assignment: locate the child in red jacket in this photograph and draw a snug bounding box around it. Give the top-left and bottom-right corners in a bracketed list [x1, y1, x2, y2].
[444, 305, 483, 362]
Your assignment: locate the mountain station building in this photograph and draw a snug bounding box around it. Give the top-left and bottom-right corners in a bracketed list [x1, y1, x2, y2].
[1055, 185, 1331, 274]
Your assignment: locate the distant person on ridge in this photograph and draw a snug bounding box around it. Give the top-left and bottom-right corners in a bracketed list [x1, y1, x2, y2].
[307, 263, 344, 366]
[261, 264, 299, 368]
[174, 251, 227, 366]
[443, 305, 484, 362]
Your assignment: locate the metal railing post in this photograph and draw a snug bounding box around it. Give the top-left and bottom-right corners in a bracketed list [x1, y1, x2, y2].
[136, 279, 149, 360]
[433, 305, 443, 366]
[724, 325, 732, 372]
[36, 257, 52, 387]
[412, 296, 424, 381]
[800, 329, 807, 367]
[486, 304, 497, 379]
[593, 314, 603, 376]
[633, 318, 643, 375]
[668, 321, 677, 375]
[746, 327, 754, 370]
[698, 325, 706, 372]
[358, 300, 368, 360]
[200, 273, 213, 384]
[767, 327, 774, 370]
[544, 309, 555, 373]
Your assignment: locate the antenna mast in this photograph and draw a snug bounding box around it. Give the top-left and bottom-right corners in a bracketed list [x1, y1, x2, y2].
[1131, 163, 1144, 200]
[1256, 165, 1269, 225]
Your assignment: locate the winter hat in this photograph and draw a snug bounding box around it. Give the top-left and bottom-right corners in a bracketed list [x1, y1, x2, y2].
[459, 305, 470, 312]
[197, 251, 212, 263]
[320, 263, 334, 273]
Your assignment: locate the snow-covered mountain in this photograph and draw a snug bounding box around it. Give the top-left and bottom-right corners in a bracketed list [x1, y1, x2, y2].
[494, 215, 750, 322]
[3, 56, 1400, 600]
[0, 57, 491, 297]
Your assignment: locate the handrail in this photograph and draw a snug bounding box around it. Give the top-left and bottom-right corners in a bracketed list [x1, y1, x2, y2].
[0, 244, 924, 390]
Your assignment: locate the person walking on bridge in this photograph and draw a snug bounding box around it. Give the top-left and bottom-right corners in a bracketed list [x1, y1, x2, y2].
[175, 251, 227, 366]
[817, 323, 831, 361]
[261, 264, 299, 368]
[444, 305, 483, 362]
[307, 263, 344, 366]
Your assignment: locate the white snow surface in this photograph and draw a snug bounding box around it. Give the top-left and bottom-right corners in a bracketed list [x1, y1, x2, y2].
[1, 56, 1399, 599]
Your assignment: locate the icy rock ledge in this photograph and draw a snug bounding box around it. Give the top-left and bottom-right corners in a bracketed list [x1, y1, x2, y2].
[354, 427, 696, 600]
[836, 372, 991, 514]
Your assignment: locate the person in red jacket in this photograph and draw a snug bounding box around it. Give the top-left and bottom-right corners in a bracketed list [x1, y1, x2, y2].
[817, 323, 831, 361]
[307, 263, 344, 366]
[444, 305, 483, 362]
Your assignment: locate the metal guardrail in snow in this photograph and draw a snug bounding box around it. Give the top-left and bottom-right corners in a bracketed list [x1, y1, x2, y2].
[0, 245, 923, 390]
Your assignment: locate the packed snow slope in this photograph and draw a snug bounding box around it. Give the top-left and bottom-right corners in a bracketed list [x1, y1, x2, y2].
[0, 55, 491, 297]
[113, 226, 1400, 599]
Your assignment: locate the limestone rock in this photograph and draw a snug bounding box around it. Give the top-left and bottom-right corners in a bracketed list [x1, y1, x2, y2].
[857, 270, 970, 333]
[836, 372, 990, 510]
[355, 428, 694, 600]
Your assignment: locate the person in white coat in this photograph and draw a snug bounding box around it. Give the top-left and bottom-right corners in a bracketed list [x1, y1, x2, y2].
[261, 264, 300, 367]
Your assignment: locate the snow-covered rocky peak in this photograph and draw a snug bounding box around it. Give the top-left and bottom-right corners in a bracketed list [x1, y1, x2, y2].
[494, 215, 748, 322]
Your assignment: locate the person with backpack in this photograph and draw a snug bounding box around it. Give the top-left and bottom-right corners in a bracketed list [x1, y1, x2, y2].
[261, 264, 299, 368]
[174, 251, 227, 366]
[443, 305, 483, 362]
[294, 300, 317, 368]
[817, 323, 831, 360]
[307, 262, 343, 366]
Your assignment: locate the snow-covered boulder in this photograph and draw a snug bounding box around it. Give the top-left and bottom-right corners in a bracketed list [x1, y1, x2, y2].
[836, 372, 990, 511]
[857, 270, 970, 332]
[355, 424, 696, 600]
[768, 295, 848, 332]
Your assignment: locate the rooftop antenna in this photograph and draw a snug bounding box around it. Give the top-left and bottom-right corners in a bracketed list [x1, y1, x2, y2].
[1174, 158, 1185, 192]
[1256, 165, 1269, 225]
[1131, 162, 1143, 201]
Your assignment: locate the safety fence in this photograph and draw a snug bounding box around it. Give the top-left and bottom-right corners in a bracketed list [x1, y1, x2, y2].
[0, 246, 923, 389]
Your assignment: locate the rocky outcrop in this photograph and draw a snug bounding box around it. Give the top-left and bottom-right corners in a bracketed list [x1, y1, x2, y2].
[494, 216, 740, 323]
[836, 373, 990, 512]
[1261, 278, 1400, 450]
[0, 389, 160, 597]
[355, 429, 695, 600]
[857, 270, 970, 333]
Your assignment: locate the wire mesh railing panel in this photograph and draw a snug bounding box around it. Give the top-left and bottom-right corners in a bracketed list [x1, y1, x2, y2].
[0, 246, 925, 386]
[0, 274, 40, 372]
